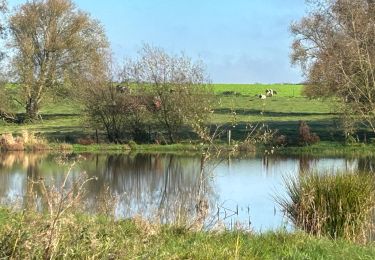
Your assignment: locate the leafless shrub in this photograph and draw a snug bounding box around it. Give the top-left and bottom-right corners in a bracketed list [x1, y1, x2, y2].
[121, 44, 213, 143]
[298, 121, 320, 146]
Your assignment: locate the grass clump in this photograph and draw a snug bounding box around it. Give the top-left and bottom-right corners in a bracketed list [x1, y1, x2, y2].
[278, 171, 375, 243]
[0, 131, 50, 151]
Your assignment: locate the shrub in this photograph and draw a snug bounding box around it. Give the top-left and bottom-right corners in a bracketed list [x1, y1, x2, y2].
[277, 171, 375, 243]
[298, 121, 320, 146]
[77, 137, 95, 146]
[84, 85, 153, 143]
[221, 91, 241, 96]
[274, 134, 287, 146]
[128, 140, 137, 150]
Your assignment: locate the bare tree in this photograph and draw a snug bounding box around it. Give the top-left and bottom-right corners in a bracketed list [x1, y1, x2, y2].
[292, 0, 375, 134]
[122, 44, 213, 143]
[8, 0, 109, 120]
[84, 83, 155, 143]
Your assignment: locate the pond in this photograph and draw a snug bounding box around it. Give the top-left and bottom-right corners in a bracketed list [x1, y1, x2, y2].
[0, 152, 372, 231]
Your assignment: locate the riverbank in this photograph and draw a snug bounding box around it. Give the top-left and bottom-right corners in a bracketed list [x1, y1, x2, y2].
[0, 208, 374, 259]
[2, 140, 375, 158]
[276, 141, 375, 157]
[63, 141, 375, 158]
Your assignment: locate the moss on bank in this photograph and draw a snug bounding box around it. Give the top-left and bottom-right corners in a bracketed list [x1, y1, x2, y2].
[0, 208, 374, 259]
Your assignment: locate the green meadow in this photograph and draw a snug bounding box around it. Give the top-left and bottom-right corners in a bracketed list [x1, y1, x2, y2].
[0, 83, 358, 146]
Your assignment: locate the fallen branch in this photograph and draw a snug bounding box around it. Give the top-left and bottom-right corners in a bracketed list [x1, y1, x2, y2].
[0, 109, 17, 123]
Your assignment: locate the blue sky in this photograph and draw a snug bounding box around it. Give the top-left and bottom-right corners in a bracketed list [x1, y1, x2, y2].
[8, 0, 307, 83]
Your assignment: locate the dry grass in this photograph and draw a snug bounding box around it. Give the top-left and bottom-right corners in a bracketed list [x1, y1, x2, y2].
[58, 143, 73, 151]
[0, 131, 50, 151]
[0, 133, 24, 151]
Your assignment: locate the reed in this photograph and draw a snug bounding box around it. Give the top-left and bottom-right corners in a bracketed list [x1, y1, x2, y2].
[277, 171, 375, 243]
[0, 131, 50, 151]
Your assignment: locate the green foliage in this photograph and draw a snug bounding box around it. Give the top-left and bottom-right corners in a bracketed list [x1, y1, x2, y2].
[8, 0, 109, 120]
[278, 171, 375, 243]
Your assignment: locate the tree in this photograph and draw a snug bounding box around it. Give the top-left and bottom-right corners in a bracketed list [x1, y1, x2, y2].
[291, 0, 375, 133]
[8, 0, 109, 120]
[84, 82, 155, 143]
[122, 44, 213, 143]
[0, 1, 12, 122]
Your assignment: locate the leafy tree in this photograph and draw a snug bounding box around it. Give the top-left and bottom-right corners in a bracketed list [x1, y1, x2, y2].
[8, 0, 109, 120]
[122, 44, 213, 143]
[292, 0, 375, 133]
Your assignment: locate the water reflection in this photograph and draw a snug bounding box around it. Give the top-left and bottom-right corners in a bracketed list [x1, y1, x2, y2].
[0, 152, 374, 230]
[0, 152, 216, 226]
[82, 154, 216, 224]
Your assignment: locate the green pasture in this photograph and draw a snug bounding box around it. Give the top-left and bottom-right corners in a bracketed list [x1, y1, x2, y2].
[0, 84, 356, 144]
[214, 83, 304, 97]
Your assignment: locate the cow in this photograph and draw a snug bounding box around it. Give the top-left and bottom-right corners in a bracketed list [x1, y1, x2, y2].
[265, 89, 278, 97]
[258, 94, 267, 99]
[116, 85, 130, 94]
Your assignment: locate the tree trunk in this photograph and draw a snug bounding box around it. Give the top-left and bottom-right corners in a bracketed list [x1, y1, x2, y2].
[167, 129, 175, 144]
[368, 0, 375, 19]
[25, 98, 39, 120]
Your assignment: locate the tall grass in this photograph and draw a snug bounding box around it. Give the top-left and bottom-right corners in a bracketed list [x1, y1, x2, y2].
[278, 171, 375, 243]
[0, 131, 49, 151]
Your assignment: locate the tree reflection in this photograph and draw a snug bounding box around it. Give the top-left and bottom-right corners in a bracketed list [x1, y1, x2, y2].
[83, 153, 217, 225]
[0, 152, 48, 207]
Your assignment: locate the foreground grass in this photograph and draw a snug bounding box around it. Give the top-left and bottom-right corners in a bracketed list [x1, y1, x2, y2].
[0, 208, 374, 259]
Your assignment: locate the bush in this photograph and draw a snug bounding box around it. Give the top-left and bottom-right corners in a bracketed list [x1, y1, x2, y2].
[298, 121, 320, 146]
[84, 85, 153, 143]
[274, 134, 287, 146]
[121, 44, 213, 143]
[221, 91, 241, 96]
[277, 171, 375, 243]
[77, 137, 95, 145]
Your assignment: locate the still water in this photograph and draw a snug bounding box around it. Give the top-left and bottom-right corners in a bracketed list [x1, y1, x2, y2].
[0, 152, 370, 231]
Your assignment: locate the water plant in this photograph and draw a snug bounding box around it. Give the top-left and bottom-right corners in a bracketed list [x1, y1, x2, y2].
[277, 171, 375, 243]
